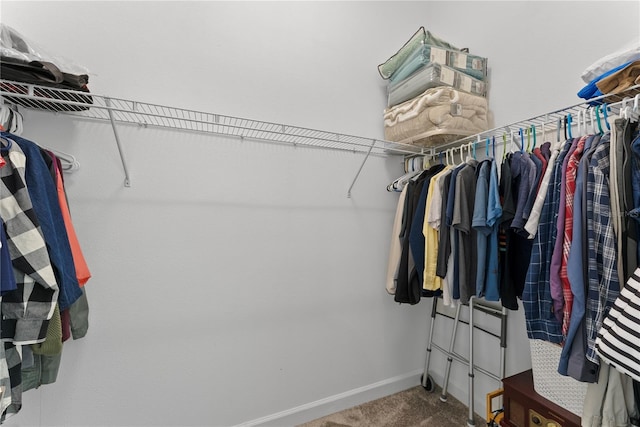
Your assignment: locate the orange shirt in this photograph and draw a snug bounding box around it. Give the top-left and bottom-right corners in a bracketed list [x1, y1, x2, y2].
[53, 158, 91, 286]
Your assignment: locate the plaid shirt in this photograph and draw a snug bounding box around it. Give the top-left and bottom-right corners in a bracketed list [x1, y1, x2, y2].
[585, 138, 620, 364]
[523, 141, 570, 343]
[0, 143, 58, 345]
[561, 136, 587, 337]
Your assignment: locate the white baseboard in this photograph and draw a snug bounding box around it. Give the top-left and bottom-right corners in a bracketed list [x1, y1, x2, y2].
[233, 369, 424, 427]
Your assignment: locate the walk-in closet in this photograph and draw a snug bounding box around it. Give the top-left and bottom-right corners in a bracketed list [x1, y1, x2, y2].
[0, 2, 639, 426]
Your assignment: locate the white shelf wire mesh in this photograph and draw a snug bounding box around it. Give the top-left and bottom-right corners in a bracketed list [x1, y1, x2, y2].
[426, 84, 640, 156]
[0, 80, 424, 157]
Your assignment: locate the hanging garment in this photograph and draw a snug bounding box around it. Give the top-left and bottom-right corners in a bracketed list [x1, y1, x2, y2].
[549, 138, 579, 322]
[559, 134, 602, 381]
[386, 185, 408, 295]
[484, 159, 502, 301]
[436, 171, 455, 306]
[524, 141, 562, 239]
[423, 166, 451, 291]
[523, 139, 571, 343]
[0, 217, 17, 295]
[2, 132, 82, 311]
[630, 129, 640, 265]
[499, 154, 517, 309]
[597, 268, 640, 382]
[50, 152, 91, 286]
[446, 163, 466, 301]
[560, 136, 588, 337]
[452, 158, 478, 304]
[622, 122, 639, 282]
[472, 159, 491, 298]
[409, 164, 445, 297]
[502, 153, 535, 308]
[395, 165, 444, 304]
[0, 140, 58, 345]
[585, 137, 620, 365]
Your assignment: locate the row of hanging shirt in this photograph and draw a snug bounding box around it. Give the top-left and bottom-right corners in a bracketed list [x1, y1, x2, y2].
[523, 108, 640, 384]
[0, 127, 91, 422]
[386, 119, 565, 307]
[386, 100, 639, 316]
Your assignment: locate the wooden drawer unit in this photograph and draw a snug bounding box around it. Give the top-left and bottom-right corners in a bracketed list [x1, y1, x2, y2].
[501, 370, 581, 427]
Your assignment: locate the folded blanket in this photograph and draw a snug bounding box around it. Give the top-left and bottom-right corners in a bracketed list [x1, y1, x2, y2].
[596, 60, 640, 95]
[581, 41, 640, 84]
[378, 27, 460, 80]
[384, 86, 489, 147]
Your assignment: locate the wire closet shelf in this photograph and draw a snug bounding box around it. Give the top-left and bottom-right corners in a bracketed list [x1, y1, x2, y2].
[425, 84, 640, 157]
[0, 80, 424, 157]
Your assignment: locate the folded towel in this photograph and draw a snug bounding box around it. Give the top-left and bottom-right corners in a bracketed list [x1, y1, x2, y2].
[384, 86, 488, 146]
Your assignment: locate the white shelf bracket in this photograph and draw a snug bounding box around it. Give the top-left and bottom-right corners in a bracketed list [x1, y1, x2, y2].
[347, 139, 377, 198]
[105, 97, 131, 187]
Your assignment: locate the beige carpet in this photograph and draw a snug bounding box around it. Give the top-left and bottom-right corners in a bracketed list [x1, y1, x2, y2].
[297, 385, 487, 427]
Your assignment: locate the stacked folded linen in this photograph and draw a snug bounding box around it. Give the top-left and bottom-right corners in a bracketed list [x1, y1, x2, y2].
[378, 27, 490, 146]
[384, 86, 489, 147]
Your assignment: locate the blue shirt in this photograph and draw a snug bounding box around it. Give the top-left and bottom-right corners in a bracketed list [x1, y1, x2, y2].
[472, 160, 491, 298]
[485, 160, 502, 301]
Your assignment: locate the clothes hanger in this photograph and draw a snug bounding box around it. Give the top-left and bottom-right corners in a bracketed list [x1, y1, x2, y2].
[595, 105, 604, 134]
[567, 113, 573, 139]
[492, 135, 496, 159]
[502, 132, 507, 161]
[631, 94, 640, 123]
[518, 128, 524, 153]
[576, 110, 582, 136]
[531, 125, 537, 150]
[602, 103, 611, 131]
[557, 117, 562, 143]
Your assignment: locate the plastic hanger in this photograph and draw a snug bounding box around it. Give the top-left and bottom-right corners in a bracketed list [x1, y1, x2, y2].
[531, 125, 537, 150]
[502, 133, 507, 161]
[577, 110, 583, 136]
[602, 103, 611, 131]
[567, 113, 573, 139]
[485, 137, 490, 159]
[556, 117, 562, 143]
[492, 136, 496, 159]
[595, 105, 604, 134]
[519, 128, 524, 153]
[630, 94, 640, 123]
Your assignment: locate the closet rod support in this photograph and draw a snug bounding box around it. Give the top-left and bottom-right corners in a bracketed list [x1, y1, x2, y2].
[105, 98, 131, 187]
[347, 139, 377, 198]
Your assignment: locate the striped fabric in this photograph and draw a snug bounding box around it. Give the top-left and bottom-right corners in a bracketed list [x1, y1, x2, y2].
[596, 268, 640, 381]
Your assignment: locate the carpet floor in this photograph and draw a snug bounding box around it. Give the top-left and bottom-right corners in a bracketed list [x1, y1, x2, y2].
[297, 385, 487, 427]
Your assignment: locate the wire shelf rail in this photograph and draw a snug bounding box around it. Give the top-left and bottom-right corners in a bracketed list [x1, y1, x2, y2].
[2, 80, 639, 192]
[0, 80, 424, 157]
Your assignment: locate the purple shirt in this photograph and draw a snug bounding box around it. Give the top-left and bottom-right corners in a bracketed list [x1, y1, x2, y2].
[550, 138, 579, 322]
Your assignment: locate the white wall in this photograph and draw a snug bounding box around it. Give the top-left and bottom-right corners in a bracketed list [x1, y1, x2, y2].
[0, 1, 638, 426]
